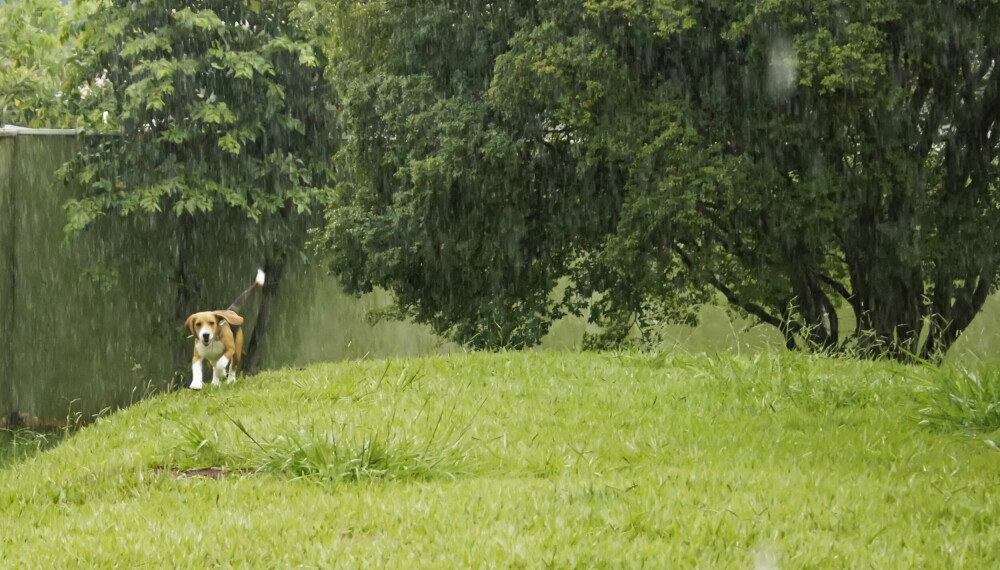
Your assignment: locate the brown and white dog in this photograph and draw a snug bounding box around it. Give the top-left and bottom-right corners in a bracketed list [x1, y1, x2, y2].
[184, 269, 265, 390]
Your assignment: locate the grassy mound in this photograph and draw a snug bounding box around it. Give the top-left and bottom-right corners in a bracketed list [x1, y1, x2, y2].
[1, 351, 999, 567]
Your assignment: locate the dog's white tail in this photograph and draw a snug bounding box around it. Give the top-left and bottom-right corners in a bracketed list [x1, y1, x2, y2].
[227, 269, 267, 313]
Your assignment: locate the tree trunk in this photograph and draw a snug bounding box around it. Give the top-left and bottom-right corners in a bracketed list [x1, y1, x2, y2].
[241, 254, 286, 375]
[923, 266, 994, 361]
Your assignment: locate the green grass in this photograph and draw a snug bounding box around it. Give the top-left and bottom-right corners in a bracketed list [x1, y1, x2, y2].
[0, 427, 64, 465]
[1, 351, 999, 567]
[910, 363, 1000, 433]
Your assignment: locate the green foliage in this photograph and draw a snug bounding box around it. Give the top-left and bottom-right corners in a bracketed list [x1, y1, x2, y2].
[60, 0, 337, 234]
[911, 364, 1000, 433]
[0, 0, 74, 127]
[317, 0, 1000, 360]
[318, 1, 636, 349]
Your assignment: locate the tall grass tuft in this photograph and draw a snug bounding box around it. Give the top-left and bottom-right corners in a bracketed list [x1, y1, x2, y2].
[249, 427, 467, 483]
[0, 428, 63, 467]
[172, 409, 477, 484]
[910, 364, 1000, 432]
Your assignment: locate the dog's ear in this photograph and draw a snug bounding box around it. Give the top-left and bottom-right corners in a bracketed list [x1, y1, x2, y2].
[185, 314, 198, 335]
[214, 310, 244, 327]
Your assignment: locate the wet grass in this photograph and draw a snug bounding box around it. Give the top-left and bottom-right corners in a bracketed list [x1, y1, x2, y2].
[0, 427, 64, 466]
[0, 351, 999, 567]
[910, 363, 1000, 433]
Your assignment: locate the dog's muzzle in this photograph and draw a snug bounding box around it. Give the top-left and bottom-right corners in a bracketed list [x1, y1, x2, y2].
[201, 333, 211, 344]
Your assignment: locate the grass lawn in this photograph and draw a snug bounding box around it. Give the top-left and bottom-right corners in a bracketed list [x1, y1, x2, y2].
[1, 350, 999, 567]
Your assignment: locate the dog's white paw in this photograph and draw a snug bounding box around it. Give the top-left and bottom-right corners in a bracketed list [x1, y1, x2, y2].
[191, 361, 203, 391]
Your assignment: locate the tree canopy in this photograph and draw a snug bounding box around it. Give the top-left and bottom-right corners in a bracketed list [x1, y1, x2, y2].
[59, 0, 339, 374]
[8, 0, 996, 362]
[0, 0, 73, 128]
[317, 0, 1000, 360]
[61, 0, 336, 234]
[319, 1, 608, 349]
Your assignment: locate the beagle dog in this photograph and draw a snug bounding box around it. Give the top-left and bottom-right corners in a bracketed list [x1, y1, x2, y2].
[184, 269, 265, 390]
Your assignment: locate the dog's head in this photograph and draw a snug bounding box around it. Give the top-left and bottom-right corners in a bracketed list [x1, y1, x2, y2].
[185, 310, 244, 345]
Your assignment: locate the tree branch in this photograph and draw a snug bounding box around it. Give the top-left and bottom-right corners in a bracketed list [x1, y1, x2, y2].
[671, 244, 798, 349]
[815, 272, 849, 300]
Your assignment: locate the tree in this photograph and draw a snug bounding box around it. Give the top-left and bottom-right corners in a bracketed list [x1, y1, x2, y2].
[575, 0, 1000, 360]
[0, 0, 73, 127]
[318, 0, 617, 349]
[62, 0, 337, 372]
[318, 0, 1000, 362]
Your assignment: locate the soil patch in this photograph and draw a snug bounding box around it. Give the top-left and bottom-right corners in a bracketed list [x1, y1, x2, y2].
[158, 467, 249, 479]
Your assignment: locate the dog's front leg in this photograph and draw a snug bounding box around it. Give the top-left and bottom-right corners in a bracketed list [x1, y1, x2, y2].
[190, 355, 204, 391]
[213, 355, 230, 386]
[222, 347, 238, 383]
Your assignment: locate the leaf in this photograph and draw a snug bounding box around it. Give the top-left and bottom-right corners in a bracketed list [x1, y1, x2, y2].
[218, 133, 241, 155]
[172, 8, 223, 32]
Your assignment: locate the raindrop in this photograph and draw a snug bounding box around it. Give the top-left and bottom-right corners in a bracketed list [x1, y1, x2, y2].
[766, 35, 796, 100]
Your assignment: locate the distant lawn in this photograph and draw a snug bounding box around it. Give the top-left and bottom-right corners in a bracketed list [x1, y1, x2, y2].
[1, 351, 999, 567]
